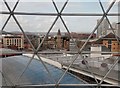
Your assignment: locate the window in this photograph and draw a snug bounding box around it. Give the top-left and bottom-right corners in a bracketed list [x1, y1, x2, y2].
[108, 40, 111, 44]
[1, 0, 119, 88]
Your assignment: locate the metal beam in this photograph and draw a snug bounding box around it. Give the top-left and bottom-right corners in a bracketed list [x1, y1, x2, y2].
[15, 84, 120, 87]
[1, 11, 120, 16]
[1, 0, 20, 31]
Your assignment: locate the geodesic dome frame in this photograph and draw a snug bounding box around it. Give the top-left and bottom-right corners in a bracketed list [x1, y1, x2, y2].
[0, 0, 120, 87]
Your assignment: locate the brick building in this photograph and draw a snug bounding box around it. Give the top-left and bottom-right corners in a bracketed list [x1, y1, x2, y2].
[93, 32, 120, 55]
[102, 33, 120, 52]
[1, 30, 70, 51]
[65, 32, 96, 39]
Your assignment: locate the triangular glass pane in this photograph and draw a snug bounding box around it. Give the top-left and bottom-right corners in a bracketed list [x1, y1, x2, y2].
[63, 1, 103, 13]
[16, 15, 57, 50]
[18, 55, 55, 85]
[53, 0, 67, 12]
[3, 0, 18, 11]
[15, 1, 57, 13]
[109, 1, 118, 13]
[2, 16, 21, 32]
[0, 14, 9, 29]
[107, 16, 118, 36]
[99, 56, 119, 85]
[99, 0, 118, 13]
[99, 0, 110, 10]
[0, 0, 9, 11]
[16, 15, 56, 32]
[62, 16, 101, 33]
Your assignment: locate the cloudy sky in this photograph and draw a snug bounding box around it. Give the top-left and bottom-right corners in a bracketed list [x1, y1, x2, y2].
[0, 0, 119, 33]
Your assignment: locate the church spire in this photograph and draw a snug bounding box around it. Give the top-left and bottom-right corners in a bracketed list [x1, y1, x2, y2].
[57, 29, 61, 36]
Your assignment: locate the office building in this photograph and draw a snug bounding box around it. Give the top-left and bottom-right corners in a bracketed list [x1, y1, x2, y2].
[2, 35, 24, 50]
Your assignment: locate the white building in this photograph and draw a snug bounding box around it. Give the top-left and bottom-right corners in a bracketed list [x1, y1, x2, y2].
[116, 22, 120, 38]
[107, 22, 120, 38]
[97, 19, 109, 38]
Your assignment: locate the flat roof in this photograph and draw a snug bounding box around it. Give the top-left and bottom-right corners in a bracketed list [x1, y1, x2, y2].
[4, 36, 21, 38]
[0, 48, 22, 57]
[1, 55, 91, 87]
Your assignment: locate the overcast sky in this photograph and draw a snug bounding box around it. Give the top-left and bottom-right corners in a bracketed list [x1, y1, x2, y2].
[0, 0, 119, 33]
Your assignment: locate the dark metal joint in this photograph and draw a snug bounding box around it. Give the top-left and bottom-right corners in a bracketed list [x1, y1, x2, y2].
[34, 51, 38, 55]
[58, 13, 61, 16]
[10, 11, 14, 15]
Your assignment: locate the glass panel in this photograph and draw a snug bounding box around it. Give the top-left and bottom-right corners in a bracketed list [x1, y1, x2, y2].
[15, 1, 57, 13]
[0, 0, 119, 87]
[63, 2, 103, 13]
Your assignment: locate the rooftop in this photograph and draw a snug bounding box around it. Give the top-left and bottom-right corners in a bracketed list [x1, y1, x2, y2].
[0, 48, 22, 57]
[1, 55, 91, 87]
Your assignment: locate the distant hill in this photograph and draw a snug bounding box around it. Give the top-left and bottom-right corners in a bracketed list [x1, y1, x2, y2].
[0, 30, 13, 35]
[1, 31, 66, 37]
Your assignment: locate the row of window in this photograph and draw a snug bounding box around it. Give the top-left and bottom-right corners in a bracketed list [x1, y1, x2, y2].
[4, 38, 23, 47]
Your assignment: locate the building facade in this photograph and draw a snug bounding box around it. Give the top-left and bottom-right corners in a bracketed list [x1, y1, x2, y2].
[55, 29, 70, 51]
[56, 29, 62, 50]
[94, 33, 120, 56]
[2, 35, 24, 50]
[1, 30, 70, 51]
[117, 22, 120, 38]
[102, 33, 120, 52]
[97, 19, 109, 38]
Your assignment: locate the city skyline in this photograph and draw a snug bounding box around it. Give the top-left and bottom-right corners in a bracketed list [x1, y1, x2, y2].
[0, 0, 118, 33]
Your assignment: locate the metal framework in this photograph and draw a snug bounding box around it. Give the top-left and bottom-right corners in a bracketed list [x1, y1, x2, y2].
[1, 0, 120, 87]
